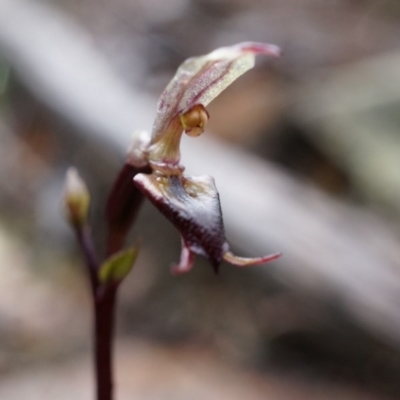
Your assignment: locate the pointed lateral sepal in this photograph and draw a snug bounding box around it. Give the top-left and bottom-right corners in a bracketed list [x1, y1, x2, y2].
[171, 239, 195, 275]
[223, 251, 281, 267]
[99, 246, 139, 285]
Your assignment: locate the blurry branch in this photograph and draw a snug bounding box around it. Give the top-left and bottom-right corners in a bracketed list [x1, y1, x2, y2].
[1, 0, 400, 348]
[294, 53, 400, 214]
[0, 0, 155, 149]
[296, 53, 400, 117]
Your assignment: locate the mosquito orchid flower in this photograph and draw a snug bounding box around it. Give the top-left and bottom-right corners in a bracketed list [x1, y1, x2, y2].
[108, 42, 282, 273]
[135, 42, 282, 273]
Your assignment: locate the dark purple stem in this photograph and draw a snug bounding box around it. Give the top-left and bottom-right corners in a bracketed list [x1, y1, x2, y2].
[94, 287, 117, 400]
[75, 224, 116, 400]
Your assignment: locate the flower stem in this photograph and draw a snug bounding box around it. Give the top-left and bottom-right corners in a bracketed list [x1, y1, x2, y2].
[74, 224, 116, 400]
[94, 287, 117, 400]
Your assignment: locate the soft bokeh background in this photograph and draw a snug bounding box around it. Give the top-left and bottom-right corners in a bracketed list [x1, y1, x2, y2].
[1, 0, 400, 398]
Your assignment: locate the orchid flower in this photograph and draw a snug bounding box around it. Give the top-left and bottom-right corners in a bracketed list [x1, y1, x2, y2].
[107, 42, 281, 273]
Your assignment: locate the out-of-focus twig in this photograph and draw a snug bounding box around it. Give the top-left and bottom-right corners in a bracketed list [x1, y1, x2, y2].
[0, 0, 155, 149]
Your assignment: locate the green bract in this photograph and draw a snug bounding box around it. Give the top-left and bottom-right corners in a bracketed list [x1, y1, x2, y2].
[99, 246, 139, 284]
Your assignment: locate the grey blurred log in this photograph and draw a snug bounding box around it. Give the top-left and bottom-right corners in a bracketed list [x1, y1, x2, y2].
[1, 0, 400, 347]
[0, 0, 155, 148]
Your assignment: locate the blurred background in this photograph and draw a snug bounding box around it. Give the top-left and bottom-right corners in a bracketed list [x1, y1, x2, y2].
[1, 0, 400, 398]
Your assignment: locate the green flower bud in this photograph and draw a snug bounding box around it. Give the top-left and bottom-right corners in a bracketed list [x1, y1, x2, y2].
[64, 167, 90, 227]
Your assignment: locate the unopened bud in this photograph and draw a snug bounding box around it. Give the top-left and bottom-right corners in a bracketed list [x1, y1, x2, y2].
[126, 130, 151, 168]
[180, 104, 209, 137]
[64, 167, 90, 226]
